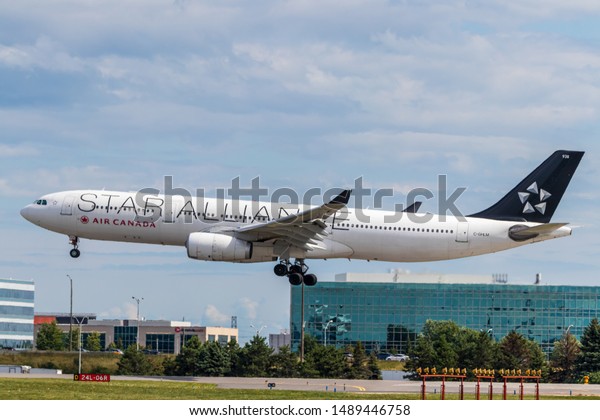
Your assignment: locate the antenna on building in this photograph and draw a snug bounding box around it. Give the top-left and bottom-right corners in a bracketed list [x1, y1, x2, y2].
[231, 316, 237, 329]
[492, 273, 508, 284]
[535, 273, 541, 285]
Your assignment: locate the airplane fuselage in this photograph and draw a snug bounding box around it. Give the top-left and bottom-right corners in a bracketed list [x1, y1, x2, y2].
[20, 189, 572, 264]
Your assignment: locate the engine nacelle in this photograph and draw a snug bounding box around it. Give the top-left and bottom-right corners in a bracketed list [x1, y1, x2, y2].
[186, 232, 252, 261]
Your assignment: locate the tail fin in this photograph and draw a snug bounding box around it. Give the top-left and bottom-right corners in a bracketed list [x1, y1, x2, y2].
[469, 150, 584, 223]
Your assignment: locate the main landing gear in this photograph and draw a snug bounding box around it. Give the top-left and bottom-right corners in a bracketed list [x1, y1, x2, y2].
[69, 235, 80, 258]
[273, 259, 318, 286]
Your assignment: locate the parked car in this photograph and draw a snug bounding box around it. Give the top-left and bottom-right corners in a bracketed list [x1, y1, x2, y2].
[385, 354, 409, 362]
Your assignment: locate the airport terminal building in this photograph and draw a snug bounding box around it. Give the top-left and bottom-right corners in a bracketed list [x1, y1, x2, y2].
[34, 315, 238, 354]
[0, 278, 35, 349]
[290, 272, 600, 355]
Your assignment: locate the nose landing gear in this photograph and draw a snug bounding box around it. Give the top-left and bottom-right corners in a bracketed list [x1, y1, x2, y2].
[273, 259, 318, 286]
[69, 235, 80, 258]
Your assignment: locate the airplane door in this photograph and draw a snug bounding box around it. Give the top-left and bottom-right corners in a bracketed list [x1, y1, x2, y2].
[456, 221, 469, 243]
[60, 196, 75, 216]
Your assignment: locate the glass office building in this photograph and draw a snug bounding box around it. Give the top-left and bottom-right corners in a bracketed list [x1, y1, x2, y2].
[290, 274, 600, 355]
[0, 278, 35, 349]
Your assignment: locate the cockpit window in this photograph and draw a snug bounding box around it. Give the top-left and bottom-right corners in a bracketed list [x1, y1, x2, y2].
[34, 199, 48, 205]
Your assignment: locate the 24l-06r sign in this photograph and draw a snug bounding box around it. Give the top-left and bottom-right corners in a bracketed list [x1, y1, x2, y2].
[74, 374, 111, 382]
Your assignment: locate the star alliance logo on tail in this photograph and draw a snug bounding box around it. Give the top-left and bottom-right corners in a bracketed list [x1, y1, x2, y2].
[518, 182, 551, 215]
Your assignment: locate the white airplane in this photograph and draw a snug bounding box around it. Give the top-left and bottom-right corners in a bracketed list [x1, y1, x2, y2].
[21, 150, 584, 286]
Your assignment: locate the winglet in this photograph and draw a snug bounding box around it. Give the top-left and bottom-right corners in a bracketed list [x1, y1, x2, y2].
[403, 201, 422, 213]
[330, 189, 352, 206]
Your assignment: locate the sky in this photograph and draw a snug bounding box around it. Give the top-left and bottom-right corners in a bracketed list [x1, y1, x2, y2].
[1, 1, 600, 343]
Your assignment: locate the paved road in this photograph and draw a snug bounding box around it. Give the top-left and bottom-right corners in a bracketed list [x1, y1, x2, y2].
[3, 373, 600, 397]
[185, 376, 600, 397]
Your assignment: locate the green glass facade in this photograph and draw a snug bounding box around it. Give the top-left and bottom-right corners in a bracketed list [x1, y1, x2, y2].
[146, 333, 175, 353]
[81, 332, 106, 350]
[114, 326, 138, 350]
[290, 282, 600, 355]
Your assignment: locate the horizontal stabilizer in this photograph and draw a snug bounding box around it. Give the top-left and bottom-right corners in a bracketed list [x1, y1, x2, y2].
[508, 223, 569, 242]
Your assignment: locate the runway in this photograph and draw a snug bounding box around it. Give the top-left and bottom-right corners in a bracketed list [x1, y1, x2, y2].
[184, 376, 600, 397]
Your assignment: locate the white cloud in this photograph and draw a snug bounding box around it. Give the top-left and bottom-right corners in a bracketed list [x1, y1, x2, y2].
[0, 144, 38, 157]
[99, 301, 137, 320]
[0, 36, 84, 72]
[237, 297, 259, 321]
[2, 0, 600, 343]
[204, 304, 230, 326]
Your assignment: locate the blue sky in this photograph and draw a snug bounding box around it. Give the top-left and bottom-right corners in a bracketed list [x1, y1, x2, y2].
[1, 1, 600, 343]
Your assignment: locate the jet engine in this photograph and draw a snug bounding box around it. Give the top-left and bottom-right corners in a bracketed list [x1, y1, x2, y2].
[186, 232, 252, 261]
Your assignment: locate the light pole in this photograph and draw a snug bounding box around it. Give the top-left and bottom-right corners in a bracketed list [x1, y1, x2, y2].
[250, 324, 267, 336]
[323, 320, 334, 346]
[77, 316, 89, 374]
[300, 282, 305, 363]
[67, 275, 73, 352]
[132, 296, 143, 350]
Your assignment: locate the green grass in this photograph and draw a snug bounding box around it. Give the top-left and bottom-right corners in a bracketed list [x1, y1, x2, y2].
[0, 378, 408, 400]
[378, 360, 406, 371]
[1, 378, 598, 400]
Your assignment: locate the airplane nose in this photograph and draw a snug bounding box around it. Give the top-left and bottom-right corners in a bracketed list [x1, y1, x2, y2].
[20, 205, 33, 222]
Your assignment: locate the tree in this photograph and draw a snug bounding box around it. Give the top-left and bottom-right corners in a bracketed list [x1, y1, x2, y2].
[239, 335, 273, 377]
[85, 332, 102, 352]
[349, 342, 371, 379]
[367, 352, 382, 380]
[172, 336, 203, 376]
[270, 345, 299, 378]
[496, 331, 546, 371]
[67, 328, 80, 351]
[302, 343, 347, 378]
[116, 344, 155, 375]
[36, 321, 65, 351]
[458, 330, 497, 370]
[408, 320, 463, 370]
[199, 340, 230, 377]
[225, 338, 243, 377]
[577, 318, 600, 375]
[551, 332, 581, 382]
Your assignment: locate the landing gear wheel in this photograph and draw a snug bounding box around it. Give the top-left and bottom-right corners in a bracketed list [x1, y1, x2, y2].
[274, 263, 288, 277]
[288, 273, 303, 286]
[68, 235, 80, 258]
[289, 265, 303, 274]
[303, 273, 318, 286]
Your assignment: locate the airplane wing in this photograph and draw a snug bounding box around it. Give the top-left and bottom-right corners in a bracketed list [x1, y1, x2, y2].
[233, 189, 352, 252]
